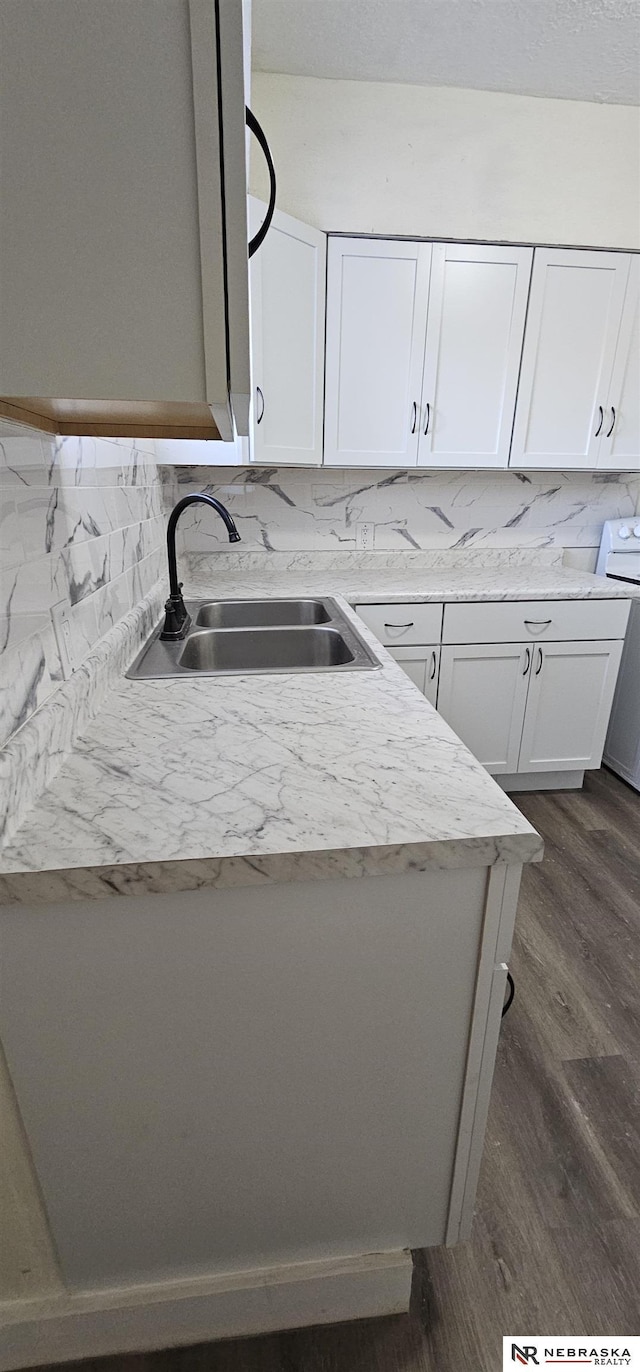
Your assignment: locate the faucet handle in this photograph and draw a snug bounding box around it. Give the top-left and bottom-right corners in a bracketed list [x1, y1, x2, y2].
[160, 591, 192, 642]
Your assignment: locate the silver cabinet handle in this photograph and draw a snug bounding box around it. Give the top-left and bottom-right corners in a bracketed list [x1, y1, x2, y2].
[410, 402, 417, 434]
[524, 619, 552, 628]
[423, 402, 431, 436]
[606, 406, 616, 438]
[535, 647, 543, 675]
[595, 405, 604, 437]
[256, 386, 265, 424]
[429, 649, 437, 680]
[384, 621, 414, 629]
[523, 647, 531, 675]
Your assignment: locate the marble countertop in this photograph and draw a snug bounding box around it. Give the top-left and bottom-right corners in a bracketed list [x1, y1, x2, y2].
[2, 554, 632, 906]
[182, 553, 636, 604]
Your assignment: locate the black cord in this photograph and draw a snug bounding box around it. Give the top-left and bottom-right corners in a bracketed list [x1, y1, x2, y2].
[246, 107, 276, 257]
[502, 971, 515, 1018]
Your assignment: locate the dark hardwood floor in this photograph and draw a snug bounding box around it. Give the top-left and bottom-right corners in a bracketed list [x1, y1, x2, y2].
[27, 767, 640, 1372]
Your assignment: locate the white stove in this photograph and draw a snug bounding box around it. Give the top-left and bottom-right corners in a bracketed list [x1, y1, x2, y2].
[597, 519, 640, 791]
[595, 518, 640, 586]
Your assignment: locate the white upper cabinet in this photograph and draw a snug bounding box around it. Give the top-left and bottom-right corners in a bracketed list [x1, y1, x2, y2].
[324, 239, 432, 467]
[249, 200, 326, 466]
[0, 0, 250, 442]
[598, 256, 640, 471]
[324, 238, 533, 470]
[510, 248, 632, 470]
[418, 244, 533, 469]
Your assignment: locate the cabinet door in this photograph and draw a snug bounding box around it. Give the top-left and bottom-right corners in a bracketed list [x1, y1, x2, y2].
[510, 249, 631, 470]
[418, 244, 532, 469]
[518, 639, 624, 773]
[249, 200, 326, 466]
[437, 644, 531, 774]
[387, 647, 427, 694]
[324, 238, 431, 467]
[598, 256, 640, 472]
[387, 645, 440, 703]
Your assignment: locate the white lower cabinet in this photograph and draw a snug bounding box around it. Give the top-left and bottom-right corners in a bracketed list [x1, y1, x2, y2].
[388, 645, 440, 705]
[357, 597, 628, 785]
[437, 643, 530, 774]
[518, 639, 624, 772]
[438, 637, 625, 777]
[353, 604, 443, 705]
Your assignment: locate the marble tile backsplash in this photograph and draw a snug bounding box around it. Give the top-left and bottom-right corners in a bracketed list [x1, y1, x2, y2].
[165, 466, 640, 563]
[1, 434, 165, 748]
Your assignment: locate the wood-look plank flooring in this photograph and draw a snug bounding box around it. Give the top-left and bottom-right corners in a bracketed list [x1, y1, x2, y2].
[27, 767, 640, 1372]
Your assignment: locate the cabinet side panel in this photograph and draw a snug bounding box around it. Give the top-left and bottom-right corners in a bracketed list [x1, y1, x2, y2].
[215, 0, 251, 432]
[0, 0, 207, 402]
[0, 871, 486, 1286]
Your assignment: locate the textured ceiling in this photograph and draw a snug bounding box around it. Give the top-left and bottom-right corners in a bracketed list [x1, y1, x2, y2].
[252, 0, 640, 104]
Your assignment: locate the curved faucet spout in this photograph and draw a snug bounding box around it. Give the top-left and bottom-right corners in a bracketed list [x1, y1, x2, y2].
[161, 492, 241, 641]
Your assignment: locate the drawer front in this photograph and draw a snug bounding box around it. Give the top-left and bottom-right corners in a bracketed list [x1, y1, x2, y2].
[354, 602, 443, 646]
[442, 598, 630, 645]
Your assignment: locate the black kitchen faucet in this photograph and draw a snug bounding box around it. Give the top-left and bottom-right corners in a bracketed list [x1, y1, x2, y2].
[160, 493, 241, 641]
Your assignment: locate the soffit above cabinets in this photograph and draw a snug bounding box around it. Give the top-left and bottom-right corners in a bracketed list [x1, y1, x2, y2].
[252, 0, 640, 106]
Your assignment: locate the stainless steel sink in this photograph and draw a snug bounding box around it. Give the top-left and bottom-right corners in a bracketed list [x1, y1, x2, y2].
[179, 626, 355, 673]
[127, 597, 380, 679]
[195, 598, 331, 628]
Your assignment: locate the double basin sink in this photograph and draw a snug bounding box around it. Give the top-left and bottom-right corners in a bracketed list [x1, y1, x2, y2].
[127, 597, 380, 679]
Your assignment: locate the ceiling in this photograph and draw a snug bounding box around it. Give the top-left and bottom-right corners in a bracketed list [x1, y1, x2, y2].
[252, 0, 640, 105]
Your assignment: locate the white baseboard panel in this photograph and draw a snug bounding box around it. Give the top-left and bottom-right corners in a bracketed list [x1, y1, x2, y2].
[496, 769, 584, 793]
[0, 1250, 412, 1371]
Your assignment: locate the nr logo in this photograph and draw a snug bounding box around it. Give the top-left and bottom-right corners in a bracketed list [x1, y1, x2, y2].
[512, 1347, 539, 1366]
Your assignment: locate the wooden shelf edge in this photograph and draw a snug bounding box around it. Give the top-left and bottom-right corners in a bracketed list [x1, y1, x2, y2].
[0, 398, 224, 442]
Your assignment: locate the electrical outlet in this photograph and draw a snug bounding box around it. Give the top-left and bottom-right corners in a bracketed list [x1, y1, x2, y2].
[51, 602, 78, 679]
[356, 522, 374, 551]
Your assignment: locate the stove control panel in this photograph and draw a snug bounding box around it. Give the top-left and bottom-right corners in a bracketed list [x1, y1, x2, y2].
[596, 518, 640, 578]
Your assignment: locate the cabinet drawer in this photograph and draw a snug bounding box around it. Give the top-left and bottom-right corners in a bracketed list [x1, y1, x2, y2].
[354, 602, 443, 646]
[442, 598, 630, 645]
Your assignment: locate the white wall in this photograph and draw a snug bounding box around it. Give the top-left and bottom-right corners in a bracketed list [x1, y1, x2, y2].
[250, 74, 640, 248]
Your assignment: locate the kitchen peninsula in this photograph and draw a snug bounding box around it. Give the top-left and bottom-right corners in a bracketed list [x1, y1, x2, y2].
[0, 549, 632, 1369]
